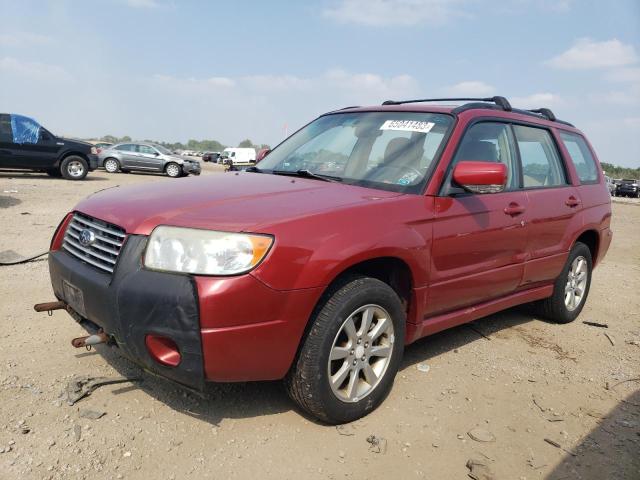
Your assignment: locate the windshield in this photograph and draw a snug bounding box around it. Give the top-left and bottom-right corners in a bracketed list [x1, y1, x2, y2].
[256, 111, 453, 193]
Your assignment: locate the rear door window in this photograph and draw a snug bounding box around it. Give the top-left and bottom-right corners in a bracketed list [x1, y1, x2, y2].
[513, 125, 567, 188]
[559, 132, 599, 183]
[115, 144, 135, 152]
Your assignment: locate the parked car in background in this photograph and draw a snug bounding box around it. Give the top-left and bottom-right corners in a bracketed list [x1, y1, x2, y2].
[604, 175, 616, 196]
[99, 142, 201, 178]
[221, 147, 256, 165]
[616, 179, 639, 198]
[202, 151, 221, 162]
[45, 96, 611, 424]
[0, 113, 98, 180]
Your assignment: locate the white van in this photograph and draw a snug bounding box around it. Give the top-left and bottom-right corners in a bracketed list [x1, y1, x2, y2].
[222, 147, 256, 165]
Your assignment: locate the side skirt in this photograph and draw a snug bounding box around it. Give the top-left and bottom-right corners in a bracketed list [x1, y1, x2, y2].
[406, 284, 553, 343]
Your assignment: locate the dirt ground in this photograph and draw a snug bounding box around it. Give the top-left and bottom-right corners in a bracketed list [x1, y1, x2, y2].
[1, 164, 638, 480]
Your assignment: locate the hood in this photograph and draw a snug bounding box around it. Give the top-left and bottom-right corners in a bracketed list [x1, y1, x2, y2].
[61, 137, 93, 148]
[74, 172, 402, 235]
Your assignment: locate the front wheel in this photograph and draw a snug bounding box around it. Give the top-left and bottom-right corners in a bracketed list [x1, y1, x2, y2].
[165, 162, 182, 178]
[285, 276, 405, 424]
[60, 156, 88, 180]
[535, 242, 592, 323]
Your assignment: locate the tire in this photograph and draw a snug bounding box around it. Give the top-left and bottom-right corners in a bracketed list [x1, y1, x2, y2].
[60, 155, 88, 180]
[103, 158, 120, 173]
[285, 275, 406, 424]
[46, 169, 62, 178]
[535, 242, 592, 324]
[165, 162, 182, 178]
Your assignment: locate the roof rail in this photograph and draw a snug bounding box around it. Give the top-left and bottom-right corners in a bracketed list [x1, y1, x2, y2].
[382, 96, 512, 111]
[528, 108, 556, 121]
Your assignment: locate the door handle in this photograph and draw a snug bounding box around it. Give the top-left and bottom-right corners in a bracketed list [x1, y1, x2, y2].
[504, 202, 526, 216]
[565, 196, 581, 207]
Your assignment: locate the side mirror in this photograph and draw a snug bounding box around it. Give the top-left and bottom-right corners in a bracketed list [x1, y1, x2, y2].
[40, 131, 52, 142]
[256, 148, 271, 163]
[452, 161, 507, 194]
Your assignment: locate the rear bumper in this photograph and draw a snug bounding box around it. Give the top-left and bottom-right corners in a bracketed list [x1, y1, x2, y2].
[87, 154, 99, 171]
[48, 234, 323, 388]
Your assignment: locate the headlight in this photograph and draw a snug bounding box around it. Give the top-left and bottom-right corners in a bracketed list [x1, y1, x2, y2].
[144, 226, 273, 275]
[90, 147, 98, 154]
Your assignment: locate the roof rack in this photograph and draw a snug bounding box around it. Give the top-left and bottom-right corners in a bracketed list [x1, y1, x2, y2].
[382, 96, 513, 111]
[382, 95, 574, 127]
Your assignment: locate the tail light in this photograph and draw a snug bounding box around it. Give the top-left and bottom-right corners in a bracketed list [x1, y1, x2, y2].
[96, 148, 102, 154]
[145, 335, 181, 367]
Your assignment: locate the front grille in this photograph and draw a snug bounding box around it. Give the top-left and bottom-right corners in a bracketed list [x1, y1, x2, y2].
[62, 213, 126, 274]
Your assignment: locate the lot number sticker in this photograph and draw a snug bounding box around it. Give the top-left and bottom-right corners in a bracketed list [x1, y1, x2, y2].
[380, 120, 435, 134]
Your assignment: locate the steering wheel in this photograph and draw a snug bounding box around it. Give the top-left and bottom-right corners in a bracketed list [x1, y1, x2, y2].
[366, 164, 423, 183]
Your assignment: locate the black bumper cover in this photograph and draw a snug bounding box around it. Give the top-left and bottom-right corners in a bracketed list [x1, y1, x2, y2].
[48, 235, 204, 390]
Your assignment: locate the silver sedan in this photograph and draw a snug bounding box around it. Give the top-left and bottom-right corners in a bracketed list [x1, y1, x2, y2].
[99, 142, 201, 177]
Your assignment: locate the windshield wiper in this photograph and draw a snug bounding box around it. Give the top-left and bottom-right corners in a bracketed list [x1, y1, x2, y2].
[272, 169, 342, 183]
[244, 166, 262, 172]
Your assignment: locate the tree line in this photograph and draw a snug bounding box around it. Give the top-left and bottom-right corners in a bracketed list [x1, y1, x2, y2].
[97, 135, 270, 152]
[601, 162, 640, 179]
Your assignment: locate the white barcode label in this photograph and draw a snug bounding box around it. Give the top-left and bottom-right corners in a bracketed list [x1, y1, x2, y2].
[380, 120, 435, 133]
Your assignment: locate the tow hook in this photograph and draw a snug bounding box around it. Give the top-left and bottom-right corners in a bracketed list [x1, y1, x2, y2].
[34, 301, 69, 316]
[71, 331, 110, 349]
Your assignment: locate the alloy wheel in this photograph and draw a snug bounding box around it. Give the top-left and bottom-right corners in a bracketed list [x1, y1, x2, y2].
[565, 255, 588, 311]
[327, 304, 394, 403]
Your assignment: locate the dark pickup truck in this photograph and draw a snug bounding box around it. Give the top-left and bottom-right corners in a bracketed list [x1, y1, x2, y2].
[0, 113, 98, 180]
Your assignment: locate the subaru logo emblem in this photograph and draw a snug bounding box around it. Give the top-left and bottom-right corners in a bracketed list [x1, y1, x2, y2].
[79, 229, 96, 247]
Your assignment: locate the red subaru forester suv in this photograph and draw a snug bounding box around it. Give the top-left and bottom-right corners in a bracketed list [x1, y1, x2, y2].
[43, 97, 612, 424]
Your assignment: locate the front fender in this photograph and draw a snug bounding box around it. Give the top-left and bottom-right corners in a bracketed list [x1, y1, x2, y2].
[251, 195, 435, 290]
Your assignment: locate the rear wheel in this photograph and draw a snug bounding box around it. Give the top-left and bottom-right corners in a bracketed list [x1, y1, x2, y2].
[535, 242, 592, 324]
[285, 276, 405, 424]
[60, 156, 88, 180]
[103, 158, 120, 173]
[165, 162, 182, 178]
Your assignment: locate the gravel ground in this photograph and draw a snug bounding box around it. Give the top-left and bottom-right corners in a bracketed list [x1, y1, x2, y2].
[1, 165, 638, 480]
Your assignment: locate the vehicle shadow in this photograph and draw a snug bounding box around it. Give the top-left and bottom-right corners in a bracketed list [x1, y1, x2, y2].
[401, 306, 534, 370]
[0, 171, 108, 181]
[85, 306, 538, 425]
[546, 389, 640, 479]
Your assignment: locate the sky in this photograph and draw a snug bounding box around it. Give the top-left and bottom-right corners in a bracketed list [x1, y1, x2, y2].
[1, 0, 639, 167]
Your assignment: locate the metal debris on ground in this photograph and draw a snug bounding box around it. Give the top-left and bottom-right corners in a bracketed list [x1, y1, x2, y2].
[416, 363, 431, 373]
[65, 375, 140, 406]
[335, 425, 355, 436]
[467, 427, 496, 443]
[603, 332, 616, 346]
[582, 321, 609, 328]
[605, 377, 640, 391]
[466, 458, 495, 480]
[365, 435, 388, 454]
[544, 437, 577, 457]
[79, 408, 106, 420]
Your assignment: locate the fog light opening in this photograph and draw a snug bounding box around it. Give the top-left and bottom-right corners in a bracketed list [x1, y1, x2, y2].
[145, 334, 181, 367]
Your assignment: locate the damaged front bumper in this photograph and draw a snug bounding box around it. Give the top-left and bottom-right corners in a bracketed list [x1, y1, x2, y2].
[47, 235, 206, 390]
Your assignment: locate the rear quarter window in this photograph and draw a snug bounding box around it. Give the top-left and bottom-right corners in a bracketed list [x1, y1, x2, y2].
[560, 132, 599, 183]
